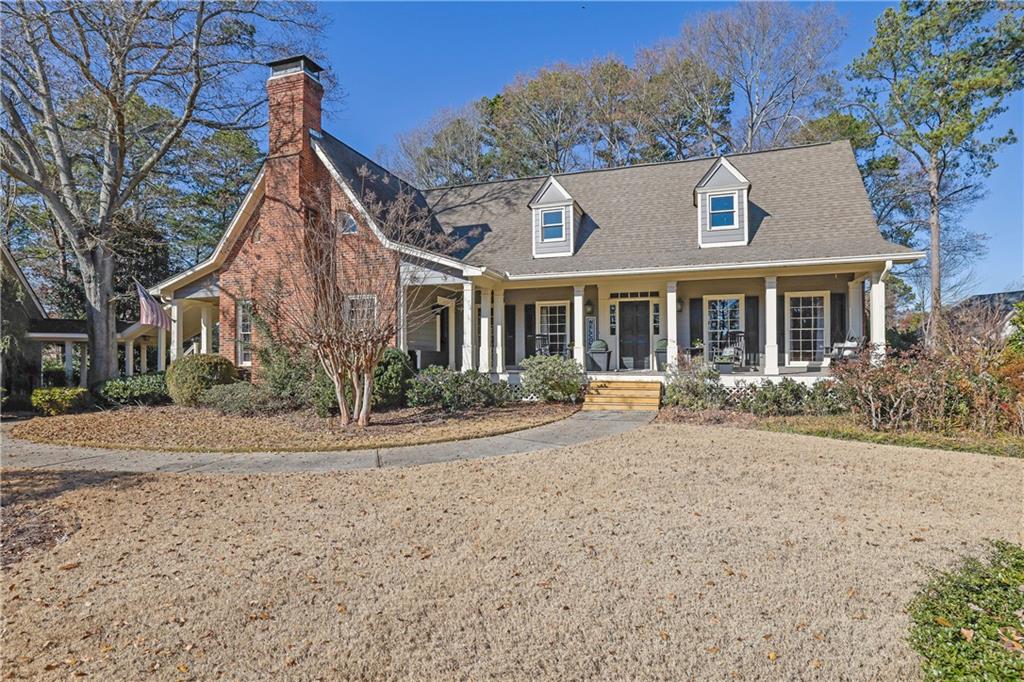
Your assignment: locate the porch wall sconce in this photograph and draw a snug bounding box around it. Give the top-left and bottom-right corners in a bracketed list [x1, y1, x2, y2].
[676, 299, 684, 313]
[584, 300, 594, 315]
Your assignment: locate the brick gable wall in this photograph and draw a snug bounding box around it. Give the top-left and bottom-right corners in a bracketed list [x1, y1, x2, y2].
[216, 69, 399, 371]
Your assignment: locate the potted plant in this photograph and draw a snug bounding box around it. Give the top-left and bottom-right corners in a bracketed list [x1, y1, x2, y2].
[655, 338, 669, 371]
[587, 338, 611, 371]
[713, 346, 738, 374]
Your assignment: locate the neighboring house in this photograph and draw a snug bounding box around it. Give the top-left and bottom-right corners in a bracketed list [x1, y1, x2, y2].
[149, 55, 924, 384]
[952, 290, 1024, 338]
[2, 244, 45, 396]
[2, 244, 156, 387]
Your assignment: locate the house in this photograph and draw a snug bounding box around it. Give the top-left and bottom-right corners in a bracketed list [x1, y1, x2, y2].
[149, 55, 924, 385]
[951, 290, 1024, 339]
[3, 244, 158, 388]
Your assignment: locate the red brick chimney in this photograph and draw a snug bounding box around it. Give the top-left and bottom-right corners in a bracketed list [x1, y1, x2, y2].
[264, 55, 325, 219]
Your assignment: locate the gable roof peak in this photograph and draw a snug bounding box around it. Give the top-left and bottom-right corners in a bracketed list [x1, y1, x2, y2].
[528, 175, 573, 207]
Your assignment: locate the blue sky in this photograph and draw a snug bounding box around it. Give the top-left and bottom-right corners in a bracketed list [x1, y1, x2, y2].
[317, 2, 1023, 297]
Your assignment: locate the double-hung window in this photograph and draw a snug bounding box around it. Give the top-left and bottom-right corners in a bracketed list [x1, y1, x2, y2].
[236, 301, 253, 367]
[346, 294, 377, 328]
[786, 292, 829, 365]
[537, 302, 568, 356]
[704, 295, 744, 361]
[709, 193, 736, 229]
[541, 209, 565, 242]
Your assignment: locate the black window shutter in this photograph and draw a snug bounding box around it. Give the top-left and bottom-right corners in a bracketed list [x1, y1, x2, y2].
[504, 304, 516, 367]
[689, 298, 703, 346]
[745, 296, 759, 365]
[830, 293, 847, 345]
[524, 304, 536, 358]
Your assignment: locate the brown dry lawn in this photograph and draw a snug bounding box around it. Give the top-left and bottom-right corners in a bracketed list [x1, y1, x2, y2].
[8, 403, 576, 452]
[2, 423, 1022, 680]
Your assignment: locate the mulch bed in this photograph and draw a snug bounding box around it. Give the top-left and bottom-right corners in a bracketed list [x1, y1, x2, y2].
[8, 403, 578, 453]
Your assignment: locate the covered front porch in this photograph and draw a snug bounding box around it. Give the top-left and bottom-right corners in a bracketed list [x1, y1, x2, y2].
[402, 261, 892, 384]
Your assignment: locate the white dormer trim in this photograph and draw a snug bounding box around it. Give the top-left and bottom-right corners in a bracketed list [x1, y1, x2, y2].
[529, 176, 572, 207]
[693, 156, 750, 206]
[696, 187, 750, 249]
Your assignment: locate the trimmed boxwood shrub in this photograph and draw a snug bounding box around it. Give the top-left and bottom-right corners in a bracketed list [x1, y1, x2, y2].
[373, 348, 414, 408]
[98, 373, 169, 406]
[166, 355, 236, 406]
[407, 367, 513, 412]
[31, 387, 91, 416]
[520, 355, 588, 403]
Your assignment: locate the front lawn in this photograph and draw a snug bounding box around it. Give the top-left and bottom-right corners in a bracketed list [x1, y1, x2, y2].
[2, 423, 1021, 679]
[8, 403, 577, 452]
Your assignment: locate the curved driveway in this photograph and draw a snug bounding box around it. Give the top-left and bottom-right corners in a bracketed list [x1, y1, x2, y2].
[1, 411, 652, 474]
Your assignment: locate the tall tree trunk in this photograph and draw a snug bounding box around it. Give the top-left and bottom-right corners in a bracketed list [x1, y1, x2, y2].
[927, 159, 943, 347]
[357, 371, 373, 427]
[79, 245, 118, 385]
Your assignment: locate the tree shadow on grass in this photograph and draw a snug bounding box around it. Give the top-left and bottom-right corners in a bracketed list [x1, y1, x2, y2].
[1, 469, 155, 568]
[1, 469, 155, 508]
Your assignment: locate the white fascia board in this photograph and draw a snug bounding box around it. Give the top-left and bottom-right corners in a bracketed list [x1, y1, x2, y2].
[502, 251, 926, 281]
[151, 165, 266, 298]
[2, 245, 47, 318]
[312, 141, 486, 279]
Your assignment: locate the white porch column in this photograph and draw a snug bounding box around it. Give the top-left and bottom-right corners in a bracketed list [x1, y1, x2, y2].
[157, 327, 167, 371]
[461, 282, 475, 371]
[170, 300, 183, 362]
[125, 339, 134, 377]
[764, 276, 780, 375]
[63, 341, 74, 385]
[494, 289, 505, 373]
[78, 344, 88, 387]
[665, 281, 678, 370]
[397, 285, 407, 351]
[478, 287, 492, 373]
[573, 285, 585, 365]
[139, 343, 148, 373]
[447, 300, 456, 369]
[847, 279, 864, 339]
[870, 269, 887, 363]
[200, 305, 213, 354]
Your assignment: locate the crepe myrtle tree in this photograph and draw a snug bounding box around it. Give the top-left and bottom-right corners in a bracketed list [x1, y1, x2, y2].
[260, 169, 459, 427]
[0, 0, 324, 384]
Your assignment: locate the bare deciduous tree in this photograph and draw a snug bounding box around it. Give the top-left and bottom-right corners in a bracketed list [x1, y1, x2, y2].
[684, 3, 844, 152]
[0, 0, 324, 383]
[261, 171, 454, 427]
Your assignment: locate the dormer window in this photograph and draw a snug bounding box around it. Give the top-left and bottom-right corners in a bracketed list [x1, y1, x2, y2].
[709, 193, 736, 230]
[541, 208, 565, 242]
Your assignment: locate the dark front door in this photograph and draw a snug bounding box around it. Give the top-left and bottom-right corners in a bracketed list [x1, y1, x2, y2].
[504, 304, 516, 368]
[618, 301, 650, 370]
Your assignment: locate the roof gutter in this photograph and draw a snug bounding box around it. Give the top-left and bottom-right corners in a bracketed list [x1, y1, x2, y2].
[501, 251, 925, 281]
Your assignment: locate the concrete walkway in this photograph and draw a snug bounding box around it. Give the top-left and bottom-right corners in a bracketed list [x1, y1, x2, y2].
[0, 411, 652, 475]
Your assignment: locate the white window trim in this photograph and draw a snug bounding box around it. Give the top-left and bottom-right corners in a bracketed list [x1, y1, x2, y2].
[702, 293, 746, 362]
[345, 294, 378, 325]
[707, 191, 738, 231]
[539, 207, 567, 243]
[535, 299, 570, 354]
[784, 290, 831, 367]
[236, 301, 253, 367]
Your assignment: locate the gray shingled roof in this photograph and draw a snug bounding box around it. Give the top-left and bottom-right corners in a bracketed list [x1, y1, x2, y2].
[320, 137, 916, 276]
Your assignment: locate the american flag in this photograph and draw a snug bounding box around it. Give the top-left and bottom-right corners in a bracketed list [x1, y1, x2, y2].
[136, 281, 171, 330]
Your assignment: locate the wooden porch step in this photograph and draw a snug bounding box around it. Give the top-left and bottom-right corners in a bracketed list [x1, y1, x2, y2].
[583, 380, 662, 411]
